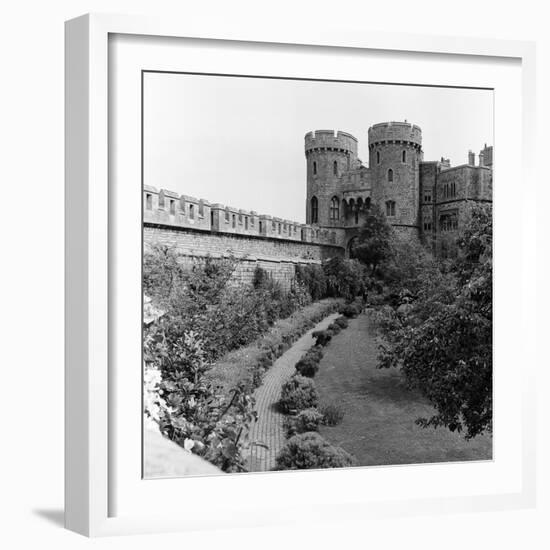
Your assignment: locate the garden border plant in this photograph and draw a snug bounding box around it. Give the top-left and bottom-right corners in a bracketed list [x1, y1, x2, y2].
[274, 312, 356, 470]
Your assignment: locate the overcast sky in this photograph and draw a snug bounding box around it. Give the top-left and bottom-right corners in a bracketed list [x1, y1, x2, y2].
[144, 73, 493, 224]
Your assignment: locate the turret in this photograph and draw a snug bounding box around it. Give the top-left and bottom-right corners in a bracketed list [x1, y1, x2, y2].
[304, 130, 358, 227]
[367, 121, 422, 235]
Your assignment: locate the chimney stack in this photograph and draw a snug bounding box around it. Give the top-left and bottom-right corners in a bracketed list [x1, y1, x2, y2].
[468, 150, 475, 165]
[479, 152, 485, 167]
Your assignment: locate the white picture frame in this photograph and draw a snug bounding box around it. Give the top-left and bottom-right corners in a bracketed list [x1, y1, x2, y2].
[65, 13, 537, 537]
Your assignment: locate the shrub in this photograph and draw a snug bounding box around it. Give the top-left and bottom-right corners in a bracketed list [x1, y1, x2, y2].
[295, 356, 319, 377]
[334, 316, 349, 329]
[323, 257, 368, 301]
[253, 265, 270, 289]
[312, 329, 332, 347]
[295, 263, 328, 301]
[279, 375, 319, 413]
[284, 408, 324, 437]
[320, 401, 346, 426]
[274, 432, 355, 470]
[340, 301, 363, 318]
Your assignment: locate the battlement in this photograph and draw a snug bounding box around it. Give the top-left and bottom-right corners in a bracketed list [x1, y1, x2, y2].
[304, 130, 358, 156]
[143, 186, 337, 246]
[368, 121, 422, 148]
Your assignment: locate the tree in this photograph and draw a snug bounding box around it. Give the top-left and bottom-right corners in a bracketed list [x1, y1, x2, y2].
[377, 204, 492, 439]
[353, 205, 393, 275]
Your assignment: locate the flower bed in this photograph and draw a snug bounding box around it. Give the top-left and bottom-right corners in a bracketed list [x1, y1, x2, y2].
[206, 298, 343, 395]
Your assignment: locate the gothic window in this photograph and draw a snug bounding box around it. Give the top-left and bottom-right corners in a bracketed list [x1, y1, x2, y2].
[259, 221, 263, 233]
[365, 197, 371, 209]
[225, 210, 230, 222]
[313, 161, 317, 175]
[387, 168, 394, 183]
[402, 150, 406, 163]
[189, 204, 195, 219]
[169, 199, 176, 215]
[333, 160, 338, 176]
[385, 200, 396, 217]
[376, 151, 380, 164]
[145, 193, 152, 210]
[311, 196, 318, 224]
[232, 214, 236, 228]
[424, 189, 432, 202]
[278, 223, 281, 234]
[423, 221, 432, 231]
[245, 216, 249, 230]
[329, 196, 340, 221]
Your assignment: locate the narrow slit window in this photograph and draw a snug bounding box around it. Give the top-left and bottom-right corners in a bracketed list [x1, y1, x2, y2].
[145, 194, 152, 210]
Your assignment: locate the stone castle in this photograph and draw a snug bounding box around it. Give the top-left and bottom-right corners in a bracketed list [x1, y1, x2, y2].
[144, 121, 492, 284]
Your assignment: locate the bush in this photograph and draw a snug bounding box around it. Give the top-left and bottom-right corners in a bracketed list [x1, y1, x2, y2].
[295, 264, 328, 301]
[295, 356, 319, 377]
[284, 408, 324, 437]
[320, 401, 346, 426]
[334, 316, 349, 329]
[274, 432, 355, 470]
[340, 301, 363, 318]
[279, 375, 319, 413]
[323, 257, 368, 301]
[312, 329, 332, 347]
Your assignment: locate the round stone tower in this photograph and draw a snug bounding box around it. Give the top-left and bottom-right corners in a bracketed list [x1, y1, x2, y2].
[304, 130, 358, 227]
[368, 121, 422, 236]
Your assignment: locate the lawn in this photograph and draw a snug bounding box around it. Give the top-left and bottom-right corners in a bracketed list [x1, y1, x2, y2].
[315, 312, 492, 466]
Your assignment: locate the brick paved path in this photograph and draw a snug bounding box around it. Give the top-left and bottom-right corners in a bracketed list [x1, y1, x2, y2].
[246, 312, 340, 472]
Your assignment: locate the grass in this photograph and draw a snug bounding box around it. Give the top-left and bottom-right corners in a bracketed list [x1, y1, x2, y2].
[315, 313, 492, 466]
[206, 298, 343, 394]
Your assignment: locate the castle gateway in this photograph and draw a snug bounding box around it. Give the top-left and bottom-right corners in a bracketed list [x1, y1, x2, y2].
[144, 121, 493, 282]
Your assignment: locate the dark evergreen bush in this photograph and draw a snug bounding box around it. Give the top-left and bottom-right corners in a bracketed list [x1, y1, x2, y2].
[284, 408, 324, 437]
[312, 329, 332, 347]
[334, 317, 349, 329]
[295, 356, 319, 377]
[274, 432, 355, 470]
[279, 375, 319, 413]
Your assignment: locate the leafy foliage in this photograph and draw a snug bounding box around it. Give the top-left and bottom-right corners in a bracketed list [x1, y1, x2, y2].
[376, 204, 493, 439]
[295, 263, 328, 301]
[279, 375, 319, 413]
[353, 205, 393, 275]
[145, 329, 256, 472]
[284, 408, 325, 437]
[323, 257, 368, 301]
[274, 432, 355, 470]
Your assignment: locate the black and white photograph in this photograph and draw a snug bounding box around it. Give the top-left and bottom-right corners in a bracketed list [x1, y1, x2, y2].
[142, 72, 493, 477]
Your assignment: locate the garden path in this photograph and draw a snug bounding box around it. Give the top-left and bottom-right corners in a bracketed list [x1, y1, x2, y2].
[246, 312, 340, 472]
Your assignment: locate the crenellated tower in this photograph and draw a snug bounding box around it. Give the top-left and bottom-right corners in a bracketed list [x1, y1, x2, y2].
[304, 130, 358, 227]
[368, 121, 422, 236]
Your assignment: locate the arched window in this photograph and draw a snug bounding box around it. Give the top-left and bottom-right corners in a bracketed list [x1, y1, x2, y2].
[333, 160, 338, 176]
[365, 197, 371, 209]
[311, 196, 318, 224]
[388, 168, 394, 182]
[232, 214, 236, 228]
[385, 200, 396, 217]
[189, 204, 195, 219]
[313, 161, 317, 175]
[330, 196, 340, 221]
[145, 193, 152, 210]
[402, 150, 406, 163]
[376, 151, 380, 164]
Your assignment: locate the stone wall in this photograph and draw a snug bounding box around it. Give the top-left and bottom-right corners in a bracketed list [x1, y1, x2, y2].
[144, 224, 344, 289]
